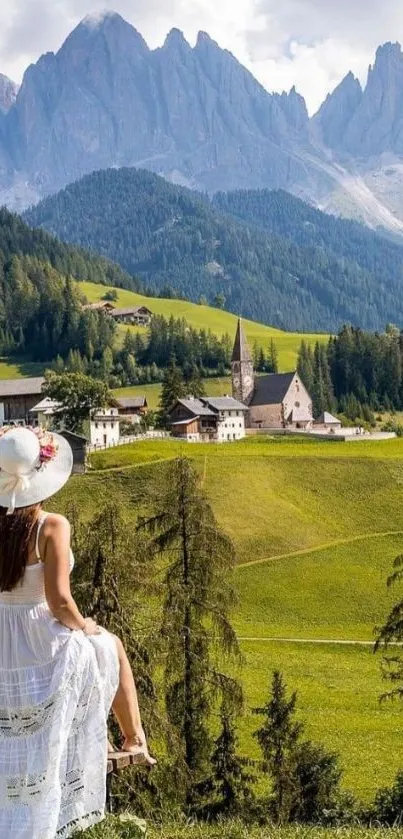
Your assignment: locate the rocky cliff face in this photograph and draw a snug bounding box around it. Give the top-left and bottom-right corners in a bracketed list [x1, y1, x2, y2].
[3, 15, 403, 234]
[313, 72, 362, 148]
[0, 74, 18, 114]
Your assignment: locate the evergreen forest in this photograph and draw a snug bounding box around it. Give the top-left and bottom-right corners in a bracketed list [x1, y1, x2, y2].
[23, 168, 403, 333]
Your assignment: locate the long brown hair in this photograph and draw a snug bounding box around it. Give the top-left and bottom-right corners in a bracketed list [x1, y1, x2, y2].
[0, 504, 42, 592]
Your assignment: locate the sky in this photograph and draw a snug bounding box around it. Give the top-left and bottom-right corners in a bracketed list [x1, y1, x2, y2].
[1, 0, 403, 113]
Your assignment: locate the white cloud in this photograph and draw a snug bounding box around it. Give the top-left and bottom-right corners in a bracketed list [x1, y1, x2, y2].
[1, 0, 403, 112]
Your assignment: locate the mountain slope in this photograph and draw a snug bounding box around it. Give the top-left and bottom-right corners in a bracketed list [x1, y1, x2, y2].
[213, 188, 403, 288]
[0, 207, 137, 290]
[24, 167, 403, 332]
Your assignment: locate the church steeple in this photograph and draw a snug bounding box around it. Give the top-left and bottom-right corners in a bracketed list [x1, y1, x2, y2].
[232, 317, 253, 364]
[231, 318, 255, 405]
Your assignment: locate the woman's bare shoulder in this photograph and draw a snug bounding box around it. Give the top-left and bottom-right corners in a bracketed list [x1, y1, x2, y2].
[42, 512, 71, 536]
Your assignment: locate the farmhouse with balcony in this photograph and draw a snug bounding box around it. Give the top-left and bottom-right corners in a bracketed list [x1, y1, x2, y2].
[0, 377, 45, 425]
[170, 396, 248, 442]
[231, 319, 313, 429]
[116, 396, 148, 424]
[83, 301, 116, 314]
[110, 306, 152, 326]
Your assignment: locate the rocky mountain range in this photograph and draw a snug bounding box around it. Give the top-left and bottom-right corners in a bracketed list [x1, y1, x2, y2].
[3, 12, 403, 233]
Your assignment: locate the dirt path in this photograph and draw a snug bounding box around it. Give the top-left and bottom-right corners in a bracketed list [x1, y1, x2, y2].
[236, 530, 403, 570]
[238, 636, 376, 647]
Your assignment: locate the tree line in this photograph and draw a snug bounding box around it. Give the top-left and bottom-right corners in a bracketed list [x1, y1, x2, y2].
[298, 324, 403, 424]
[68, 456, 403, 827]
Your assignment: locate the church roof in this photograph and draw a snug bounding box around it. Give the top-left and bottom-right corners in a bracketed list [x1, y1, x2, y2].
[232, 318, 252, 363]
[251, 372, 296, 406]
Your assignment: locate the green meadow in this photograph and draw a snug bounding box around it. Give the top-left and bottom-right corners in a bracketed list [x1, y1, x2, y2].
[0, 281, 328, 381]
[78, 281, 329, 371]
[54, 435, 403, 801]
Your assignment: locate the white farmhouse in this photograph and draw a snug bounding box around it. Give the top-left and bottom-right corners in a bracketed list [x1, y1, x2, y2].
[30, 399, 120, 447]
[90, 408, 120, 447]
[170, 396, 247, 442]
[204, 397, 247, 442]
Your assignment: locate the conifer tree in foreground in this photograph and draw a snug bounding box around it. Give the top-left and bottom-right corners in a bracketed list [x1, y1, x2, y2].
[376, 552, 403, 701]
[138, 457, 242, 807]
[253, 671, 303, 824]
[207, 701, 254, 818]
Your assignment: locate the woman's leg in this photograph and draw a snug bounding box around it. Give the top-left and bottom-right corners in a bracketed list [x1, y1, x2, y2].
[111, 635, 156, 765]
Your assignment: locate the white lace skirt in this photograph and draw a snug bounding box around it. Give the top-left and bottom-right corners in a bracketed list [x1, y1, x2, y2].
[0, 602, 120, 838]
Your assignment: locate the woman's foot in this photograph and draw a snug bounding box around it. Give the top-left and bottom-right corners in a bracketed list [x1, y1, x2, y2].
[123, 734, 157, 767]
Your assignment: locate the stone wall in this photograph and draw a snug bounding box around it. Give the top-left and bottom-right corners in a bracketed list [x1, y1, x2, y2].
[249, 402, 283, 428]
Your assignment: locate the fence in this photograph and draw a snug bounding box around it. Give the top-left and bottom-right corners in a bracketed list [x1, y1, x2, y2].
[87, 430, 170, 453]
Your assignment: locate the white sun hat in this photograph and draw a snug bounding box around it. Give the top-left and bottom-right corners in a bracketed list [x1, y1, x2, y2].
[0, 427, 73, 514]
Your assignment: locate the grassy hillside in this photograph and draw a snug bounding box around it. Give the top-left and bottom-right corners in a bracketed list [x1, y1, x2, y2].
[51, 436, 403, 800]
[79, 281, 329, 372]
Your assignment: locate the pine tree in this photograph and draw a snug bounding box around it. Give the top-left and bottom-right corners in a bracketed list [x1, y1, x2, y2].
[184, 363, 206, 398]
[257, 347, 266, 372]
[253, 671, 303, 824]
[158, 356, 186, 427]
[267, 339, 279, 374]
[297, 341, 314, 394]
[208, 702, 254, 817]
[138, 457, 242, 806]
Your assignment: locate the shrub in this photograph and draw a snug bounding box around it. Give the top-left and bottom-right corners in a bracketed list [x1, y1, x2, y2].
[371, 770, 403, 825]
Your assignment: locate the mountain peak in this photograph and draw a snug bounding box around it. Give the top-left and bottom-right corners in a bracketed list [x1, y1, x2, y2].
[374, 41, 402, 63]
[163, 28, 191, 51]
[195, 31, 220, 51]
[81, 10, 123, 28]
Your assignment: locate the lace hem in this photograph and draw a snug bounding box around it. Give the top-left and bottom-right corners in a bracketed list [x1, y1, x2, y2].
[56, 809, 104, 837]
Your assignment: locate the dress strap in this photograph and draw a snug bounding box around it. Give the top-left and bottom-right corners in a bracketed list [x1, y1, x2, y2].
[35, 514, 48, 561]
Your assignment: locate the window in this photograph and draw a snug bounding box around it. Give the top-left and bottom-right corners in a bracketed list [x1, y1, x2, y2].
[103, 423, 107, 429]
[95, 423, 99, 429]
[111, 423, 114, 429]
[295, 401, 300, 408]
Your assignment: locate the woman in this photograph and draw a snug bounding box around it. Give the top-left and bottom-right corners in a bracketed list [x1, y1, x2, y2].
[0, 426, 155, 838]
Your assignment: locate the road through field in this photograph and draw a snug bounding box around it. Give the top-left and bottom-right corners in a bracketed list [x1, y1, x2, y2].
[236, 529, 403, 569]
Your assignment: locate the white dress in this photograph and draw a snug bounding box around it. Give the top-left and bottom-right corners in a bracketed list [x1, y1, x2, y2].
[0, 514, 120, 838]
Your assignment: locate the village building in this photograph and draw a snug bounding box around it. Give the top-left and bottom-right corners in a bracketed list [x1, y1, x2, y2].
[116, 396, 148, 424]
[59, 430, 88, 474]
[170, 396, 248, 442]
[314, 412, 342, 432]
[83, 301, 116, 314]
[90, 407, 120, 447]
[30, 399, 120, 448]
[109, 306, 152, 326]
[0, 377, 45, 425]
[231, 319, 313, 429]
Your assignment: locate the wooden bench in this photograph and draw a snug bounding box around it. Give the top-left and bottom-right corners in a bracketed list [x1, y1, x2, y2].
[107, 750, 143, 774]
[107, 748, 144, 812]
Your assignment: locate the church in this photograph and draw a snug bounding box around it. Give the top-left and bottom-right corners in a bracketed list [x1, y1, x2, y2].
[231, 319, 314, 430]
